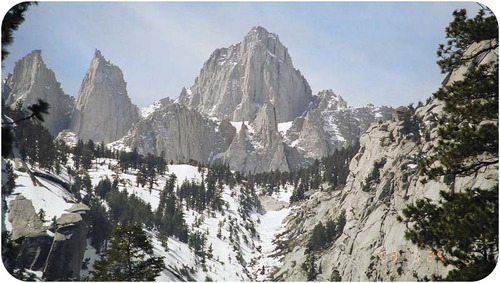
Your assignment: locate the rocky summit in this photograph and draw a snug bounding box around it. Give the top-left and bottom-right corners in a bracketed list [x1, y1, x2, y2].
[115, 27, 393, 173]
[70, 50, 140, 144]
[179, 26, 314, 123]
[3, 50, 75, 136]
[2, 27, 392, 173]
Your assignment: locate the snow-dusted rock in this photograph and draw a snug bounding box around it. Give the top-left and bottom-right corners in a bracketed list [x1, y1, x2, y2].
[281, 91, 393, 169]
[70, 50, 140, 143]
[43, 210, 89, 281]
[3, 50, 75, 136]
[316, 89, 347, 112]
[179, 26, 313, 123]
[8, 195, 47, 241]
[217, 102, 289, 173]
[55, 130, 79, 148]
[116, 103, 236, 164]
[273, 40, 498, 281]
[7, 202, 53, 272]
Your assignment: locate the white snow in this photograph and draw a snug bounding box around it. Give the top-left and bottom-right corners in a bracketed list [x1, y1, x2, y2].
[168, 164, 202, 186]
[5, 170, 75, 226]
[230, 121, 255, 134]
[277, 121, 293, 135]
[3, 156, 292, 282]
[107, 139, 132, 152]
[141, 101, 163, 118]
[407, 163, 418, 169]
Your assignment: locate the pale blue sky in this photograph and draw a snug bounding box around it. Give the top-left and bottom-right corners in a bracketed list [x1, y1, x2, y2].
[1, 1, 483, 108]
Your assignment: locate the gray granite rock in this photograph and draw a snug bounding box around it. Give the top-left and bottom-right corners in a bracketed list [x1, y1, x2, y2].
[4, 50, 75, 136]
[71, 50, 140, 143]
[179, 26, 313, 123]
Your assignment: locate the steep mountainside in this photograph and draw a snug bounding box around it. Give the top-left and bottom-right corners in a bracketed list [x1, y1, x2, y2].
[114, 103, 236, 163]
[2, 157, 294, 281]
[117, 89, 391, 173]
[117, 26, 392, 173]
[271, 40, 498, 281]
[70, 50, 140, 143]
[179, 26, 313, 122]
[216, 102, 290, 173]
[281, 90, 393, 169]
[3, 50, 75, 136]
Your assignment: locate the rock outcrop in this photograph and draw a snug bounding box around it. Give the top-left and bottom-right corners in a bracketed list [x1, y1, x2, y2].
[7, 196, 53, 271]
[8, 196, 90, 280]
[71, 50, 140, 143]
[116, 103, 236, 164]
[113, 29, 392, 173]
[216, 102, 289, 173]
[281, 91, 393, 169]
[272, 40, 498, 281]
[43, 210, 89, 281]
[3, 50, 75, 136]
[179, 26, 313, 122]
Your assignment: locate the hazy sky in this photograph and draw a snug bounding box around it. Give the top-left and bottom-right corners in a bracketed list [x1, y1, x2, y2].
[2, 1, 482, 108]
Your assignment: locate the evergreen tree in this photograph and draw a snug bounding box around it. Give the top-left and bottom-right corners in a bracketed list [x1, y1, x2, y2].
[2, 2, 37, 61]
[88, 200, 112, 253]
[91, 224, 165, 281]
[401, 8, 499, 281]
[2, 161, 17, 195]
[421, 7, 498, 179]
[400, 186, 498, 281]
[301, 253, 318, 281]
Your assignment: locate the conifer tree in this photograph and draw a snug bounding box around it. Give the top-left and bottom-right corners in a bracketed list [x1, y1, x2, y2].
[91, 224, 165, 281]
[402, 7, 498, 281]
[421, 7, 498, 179]
[2, 2, 37, 61]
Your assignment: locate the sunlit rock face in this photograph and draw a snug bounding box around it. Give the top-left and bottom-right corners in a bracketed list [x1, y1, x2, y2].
[71, 50, 140, 143]
[179, 26, 313, 123]
[4, 50, 74, 136]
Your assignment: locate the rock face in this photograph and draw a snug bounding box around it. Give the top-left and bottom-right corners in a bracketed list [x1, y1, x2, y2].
[179, 26, 313, 122]
[114, 28, 392, 173]
[71, 50, 140, 143]
[281, 91, 393, 169]
[7, 196, 53, 271]
[43, 211, 89, 281]
[117, 103, 236, 163]
[8, 196, 90, 280]
[3, 50, 75, 136]
[216, 102, 290, 173]
[272, 40, 498, 281]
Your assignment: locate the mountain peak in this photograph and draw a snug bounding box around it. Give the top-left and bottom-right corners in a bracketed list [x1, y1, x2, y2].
[248, 25, 270, 34]
[71, 50, 139, 143]
[181, 25, 312, 123]
[93, 49, 104, 60]
[317, 89, 348, 111]
[4, 49, 74, 135]
[245, 25, 279, 42]
[27, 49, 42, 58]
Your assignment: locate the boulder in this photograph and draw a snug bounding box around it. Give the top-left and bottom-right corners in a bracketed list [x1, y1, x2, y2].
[43, 211, 89, 281]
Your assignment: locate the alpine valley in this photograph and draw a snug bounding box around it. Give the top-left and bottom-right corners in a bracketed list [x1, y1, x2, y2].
[1, 21, 498, 282]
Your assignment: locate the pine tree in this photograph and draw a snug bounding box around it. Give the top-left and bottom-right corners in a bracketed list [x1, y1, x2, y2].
[91, 224, 165, 281]
[402, 8, 499, 281]
[421, 7, 498, 179]
[2, 161, 16, 195]
[399, 186, 498, 281]
[301, 253, 318, 281]
[37, 209, 45, 221]
[2, 2, 37, 61]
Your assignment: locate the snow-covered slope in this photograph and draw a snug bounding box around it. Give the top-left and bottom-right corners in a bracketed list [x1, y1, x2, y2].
[2, 157, 292, 281]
